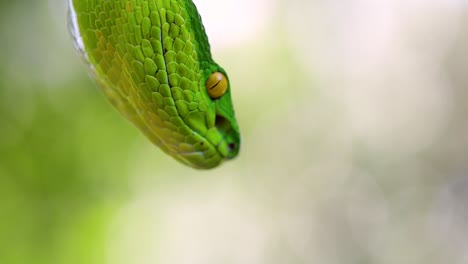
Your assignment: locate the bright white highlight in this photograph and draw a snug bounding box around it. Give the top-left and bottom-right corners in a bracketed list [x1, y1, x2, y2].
[67, 0, 87, 60]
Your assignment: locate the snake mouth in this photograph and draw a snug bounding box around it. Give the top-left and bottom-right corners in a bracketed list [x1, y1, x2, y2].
[215, 114, 240, 159]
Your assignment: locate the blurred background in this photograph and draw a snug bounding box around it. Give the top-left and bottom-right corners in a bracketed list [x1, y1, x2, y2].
[1, 0, 468, 263]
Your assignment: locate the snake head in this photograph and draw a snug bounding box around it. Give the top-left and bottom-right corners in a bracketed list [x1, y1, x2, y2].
[167, 63, 241, 169]
[68, 0, 240, 169]
[203, 67, 240, 160]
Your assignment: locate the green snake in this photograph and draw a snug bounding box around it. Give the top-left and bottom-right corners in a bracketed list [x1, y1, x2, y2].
[68, 0, 240, 169]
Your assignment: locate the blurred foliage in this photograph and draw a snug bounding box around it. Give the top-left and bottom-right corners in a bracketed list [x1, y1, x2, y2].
[0, 67, 131, 264]
[0, 2, 134, 262]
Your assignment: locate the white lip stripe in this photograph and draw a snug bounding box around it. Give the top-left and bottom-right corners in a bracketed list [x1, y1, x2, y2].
[67, 0, 88, 60]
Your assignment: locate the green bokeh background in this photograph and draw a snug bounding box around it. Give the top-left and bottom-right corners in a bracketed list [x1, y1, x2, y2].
[2, 1, 468, 264]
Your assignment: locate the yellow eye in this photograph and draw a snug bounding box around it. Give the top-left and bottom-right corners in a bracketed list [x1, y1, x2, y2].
[206, 72, 228, 99]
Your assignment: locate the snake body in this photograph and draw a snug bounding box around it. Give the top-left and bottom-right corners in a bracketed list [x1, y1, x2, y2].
[68, 0, 240, 169]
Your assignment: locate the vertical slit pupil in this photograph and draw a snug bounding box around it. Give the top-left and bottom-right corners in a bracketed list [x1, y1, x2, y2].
[209, 80, 221, 90]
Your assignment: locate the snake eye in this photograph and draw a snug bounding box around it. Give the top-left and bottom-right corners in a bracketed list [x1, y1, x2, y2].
[206, 72, 228, 99]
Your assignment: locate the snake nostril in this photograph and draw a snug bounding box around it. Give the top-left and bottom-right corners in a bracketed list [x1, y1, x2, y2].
[228, 143, 236, 150]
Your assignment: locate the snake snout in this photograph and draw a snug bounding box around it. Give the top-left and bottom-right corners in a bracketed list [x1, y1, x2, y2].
[215, 114, 240, 159]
